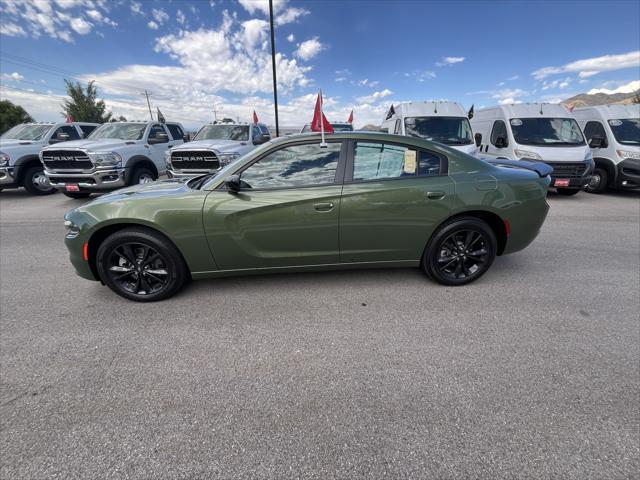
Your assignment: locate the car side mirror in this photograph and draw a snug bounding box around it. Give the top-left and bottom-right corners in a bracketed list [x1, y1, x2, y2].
[253, 133, 270, 145]
[495, 136, 507, 148]
[474, 133, 482, 147]
[148, 133, 169, 144]
[225, 174, 241, 192]
[589, 136, 605, 149]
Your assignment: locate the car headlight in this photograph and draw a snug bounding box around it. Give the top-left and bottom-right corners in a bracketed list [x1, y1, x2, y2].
[164, 152, 172, 168]
[217, 152, 241, 166]
[0, 151, 10, 167]
[63, 219, 81, 238]
[88, 151, 122, 168]
[514, 149, 542, 161]
[617, 149, 640, 160]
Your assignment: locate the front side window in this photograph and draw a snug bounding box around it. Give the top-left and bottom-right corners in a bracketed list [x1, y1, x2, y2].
[608, 118, 640, 146]
[509, 117, 585, 146]
[148, 124, 168, 140]
[1, 124, 52, 141]
[240, 142, 341, 189]
[88, 123, 146, 140]
[352, 142, 443, 181]
[404, 117, 473, 145]
[490, 120, 508, 147]
[195, 125, 250, 141]
[53, 125, 80, 141]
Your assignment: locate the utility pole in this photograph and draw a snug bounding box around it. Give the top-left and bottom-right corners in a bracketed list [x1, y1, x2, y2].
[213, 104, 219, 121]
[269, 0, 280, 137]
[143, 90, 153, 121]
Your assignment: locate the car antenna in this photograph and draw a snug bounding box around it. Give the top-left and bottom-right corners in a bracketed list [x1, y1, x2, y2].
[434, 101, 438, 114]
[539, 103, 544, 115]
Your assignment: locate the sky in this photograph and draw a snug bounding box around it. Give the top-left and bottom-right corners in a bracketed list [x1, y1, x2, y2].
[0, 0, 639, 130]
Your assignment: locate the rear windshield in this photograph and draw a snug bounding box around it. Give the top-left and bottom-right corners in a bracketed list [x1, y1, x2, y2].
[509, 117, 585, 146]
[608, 118, 639, 146]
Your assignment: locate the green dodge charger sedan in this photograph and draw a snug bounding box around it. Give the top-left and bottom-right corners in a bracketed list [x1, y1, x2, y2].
[63, 132, 551, 301]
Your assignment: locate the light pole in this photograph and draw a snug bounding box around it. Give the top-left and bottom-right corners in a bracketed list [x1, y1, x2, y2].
[269, 0, 280, 137]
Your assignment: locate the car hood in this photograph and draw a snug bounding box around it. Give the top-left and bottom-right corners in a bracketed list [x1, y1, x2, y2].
[514, 144, 591, 162]
[0, 139, 45, 149]
[174, 139, 250, 153]
[42, 139, 141, 151]
[88, 178, 192, 205]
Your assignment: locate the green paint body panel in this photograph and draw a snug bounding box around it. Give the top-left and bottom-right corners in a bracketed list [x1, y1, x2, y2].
[64, 132, 550, 282]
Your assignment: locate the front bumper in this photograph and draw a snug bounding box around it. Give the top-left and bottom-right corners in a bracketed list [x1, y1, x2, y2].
[545, 160, 594, 189]
[0, 167, 17, 186]
[617, 158, 640, 189]
[45, 167, 127, 191]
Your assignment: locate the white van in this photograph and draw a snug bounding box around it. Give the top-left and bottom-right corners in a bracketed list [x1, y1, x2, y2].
[471, 103, 594, 195]
[381, 101, 477, 156]
[572, 104, 640, 193]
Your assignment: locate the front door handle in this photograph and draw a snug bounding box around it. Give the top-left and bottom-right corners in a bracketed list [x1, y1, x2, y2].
[426, 191, 446, 200]
[314, 202, 335, 212]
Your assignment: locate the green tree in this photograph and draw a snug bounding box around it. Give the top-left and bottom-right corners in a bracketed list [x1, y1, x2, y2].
[0, 100, 34, 134]
[62, 80, 112, 123]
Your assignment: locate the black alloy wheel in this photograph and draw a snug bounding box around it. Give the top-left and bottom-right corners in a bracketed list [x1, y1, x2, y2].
[96, 228, 187, 301]
[585, 167, 608, 194]
[423, 217, 497, 286]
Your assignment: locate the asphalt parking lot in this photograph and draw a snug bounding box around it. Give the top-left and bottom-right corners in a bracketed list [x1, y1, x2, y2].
[1, 188, 638, 479]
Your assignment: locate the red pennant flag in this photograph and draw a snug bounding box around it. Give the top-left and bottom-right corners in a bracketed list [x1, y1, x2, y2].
[66, 114, 74, 123]
[253, 110, 259, 124]
[310, 92, 334, 133]
[347, 109, 353, 124]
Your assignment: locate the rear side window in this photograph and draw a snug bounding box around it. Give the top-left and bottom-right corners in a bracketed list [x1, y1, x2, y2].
[583, 121, 607, 145]
[490, 120, 508, 147]
[166, 124, 184, 140]
[352, 142, 444, 181]
[259, 125, 270, 136]
[79, 125, 97, 137]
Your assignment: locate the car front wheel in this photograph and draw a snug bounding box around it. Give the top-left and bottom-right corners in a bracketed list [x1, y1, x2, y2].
[96, 227, 188, 301]
[130, 167, 156, 185]
[422, 217, 497, 286]
[22, 166, 56, 195]
[585, 167, 608, 194]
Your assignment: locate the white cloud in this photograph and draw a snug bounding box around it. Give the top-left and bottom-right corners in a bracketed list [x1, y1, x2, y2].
[533, 51, 640, 79]
[542, 77, 572, 90]
[130, 1, 143, 15]
[492, 88, 529, 104]
[70, 17, 92, 35]
[404, 70, 436, 82]
[241, 19, 269, 50]
[356, 89, 393, 104]
[176, 9, 186, 25]
[151, 8, 169, 25]
[587, 80, 640, 95]
[2, 72, 24, 81]
[0, 22, 27, 37]
[147, 21, 159, 30]
[287, 33, 295, 42]
[436, 56, 465, 67]
[295, 37, 325, 61]
[237, 0, 308, 25]
[507, 75, 520, 81]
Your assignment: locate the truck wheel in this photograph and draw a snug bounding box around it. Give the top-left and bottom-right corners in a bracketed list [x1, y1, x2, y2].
[96, 227, 188, 302]
[585, 167, 608, 194]
[422, 216, 497, 286]
[556, 188, 580, 196]
[63, 192, 91, 199]
[130, 167, 156, 185]
[22, 166, 56, 195]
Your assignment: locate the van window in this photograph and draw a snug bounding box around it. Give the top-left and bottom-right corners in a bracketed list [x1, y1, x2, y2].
[608, 118, 640, 146]
[405, 117, 473, 145]
[490, 120, 508, 147]
[583, 121, 608, 147]
[509, 118, 584, 146]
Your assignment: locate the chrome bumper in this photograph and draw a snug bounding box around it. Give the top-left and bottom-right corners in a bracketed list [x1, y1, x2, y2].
[45, 167, 127, 190]
[0, 167, 17, 185]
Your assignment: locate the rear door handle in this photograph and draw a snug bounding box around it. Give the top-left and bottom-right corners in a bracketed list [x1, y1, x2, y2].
[426, 191, 446, 200]
[314, 202, 335, 212]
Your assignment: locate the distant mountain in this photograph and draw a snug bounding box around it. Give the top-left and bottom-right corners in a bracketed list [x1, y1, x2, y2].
[562, 90, 639, 108]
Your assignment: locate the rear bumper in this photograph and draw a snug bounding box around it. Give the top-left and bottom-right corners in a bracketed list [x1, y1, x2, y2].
[45, 167, 127, 191]
[616, 158, 640, 189]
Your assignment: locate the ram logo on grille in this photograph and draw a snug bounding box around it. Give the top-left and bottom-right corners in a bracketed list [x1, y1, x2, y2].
[48, 156, 76, 162]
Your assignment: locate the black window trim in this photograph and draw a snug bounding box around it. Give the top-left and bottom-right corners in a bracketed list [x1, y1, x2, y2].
[217, 138, 348, 192]
[490, 120, 508, 148]
[343, 139, 449, 184]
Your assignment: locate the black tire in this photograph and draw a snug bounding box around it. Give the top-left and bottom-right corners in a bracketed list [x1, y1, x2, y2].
[63, 192, 91, 199]
[556, 188, 581, 196]
[130, 167, 156, 185]
[422, 216, 497, 286]
[22, 165, 56, 195]
[585, 167, 608, 194]
[96, 227, 188, 302]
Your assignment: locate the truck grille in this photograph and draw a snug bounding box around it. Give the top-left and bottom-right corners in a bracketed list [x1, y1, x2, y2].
[42, 150, 92, 170]
[546, 162, 587, 178]
[171, 150, 219, 170]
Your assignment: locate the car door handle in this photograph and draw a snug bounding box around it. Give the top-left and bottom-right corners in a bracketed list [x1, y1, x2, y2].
[314, 202, 335, 212]
[426, 191, 446, 200]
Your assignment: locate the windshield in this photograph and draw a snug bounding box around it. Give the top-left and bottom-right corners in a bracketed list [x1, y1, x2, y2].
[195, 125, 249, 141]
[301, 123, 353, 133]
[608, 118, 640, 146]
[404, 117, 473, 145]
[510, 117, 585, 146]
[88, 123, 146, 140]
[0, 124, 52, 141]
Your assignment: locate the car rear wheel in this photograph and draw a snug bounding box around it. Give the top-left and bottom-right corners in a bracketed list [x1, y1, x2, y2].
[22, 166, 56, 195]
[130, 167, 156, 185]
[422, 217, 497, 286]
[556, 188, 581, 196]
[585, 167, 608, 194]
[96, 228, 188, 302]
